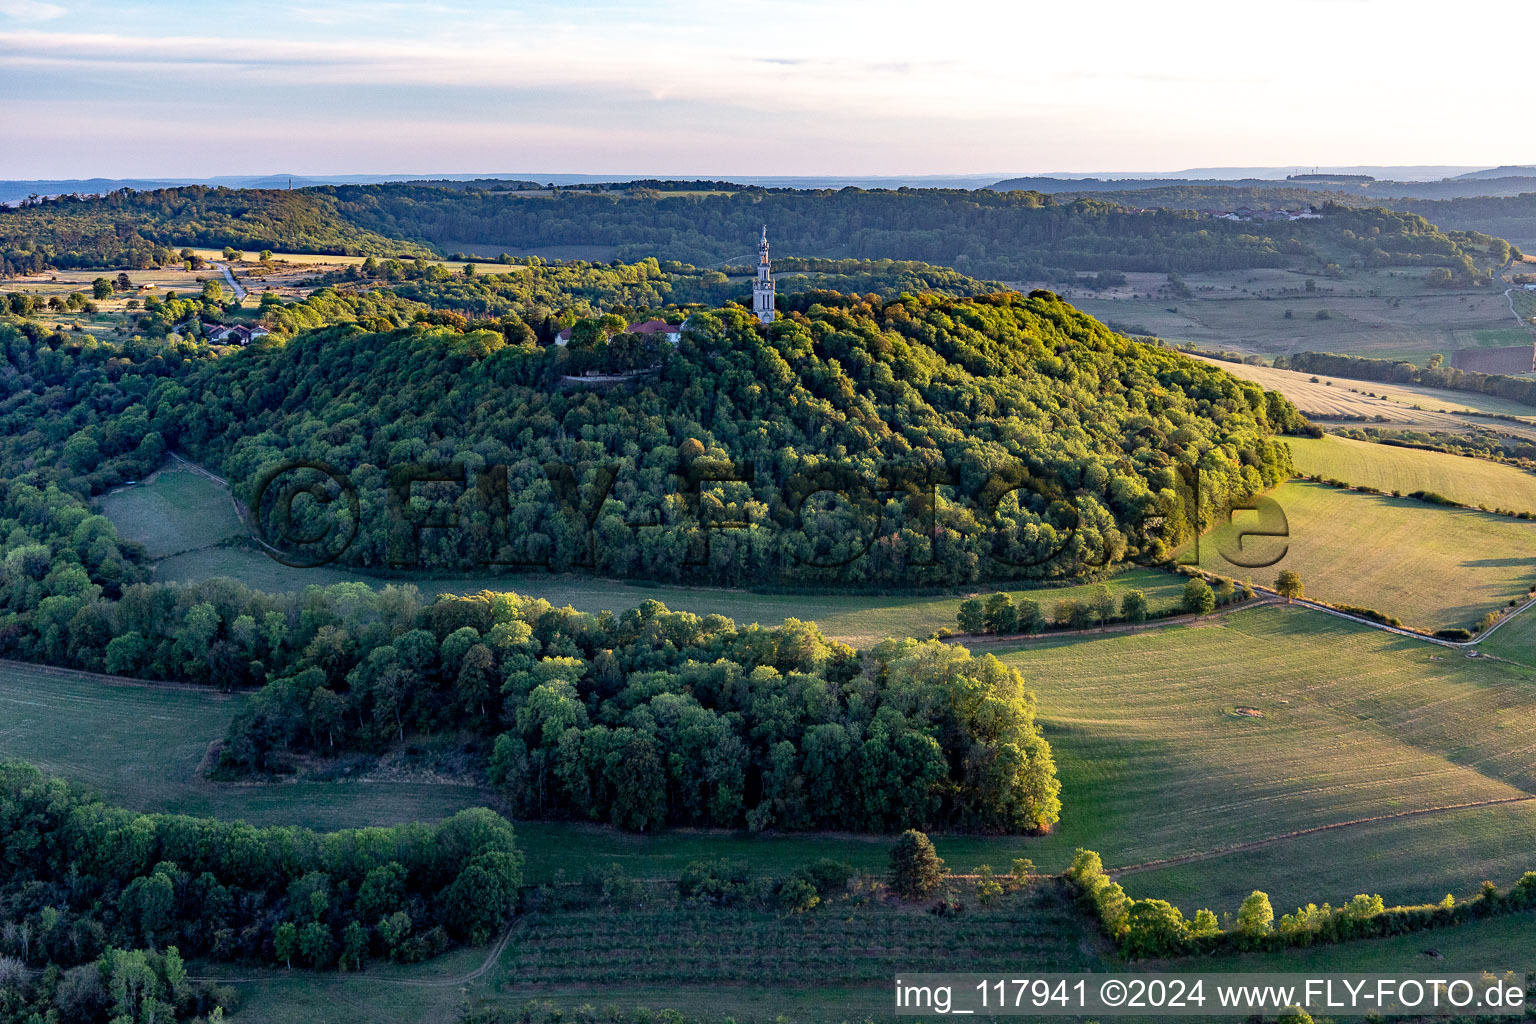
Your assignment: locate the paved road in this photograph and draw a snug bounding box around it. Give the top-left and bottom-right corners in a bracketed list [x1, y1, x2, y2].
[215, 262, 246, 301]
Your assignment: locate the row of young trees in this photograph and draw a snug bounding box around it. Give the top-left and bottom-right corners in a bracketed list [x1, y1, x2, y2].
[1067, 848, 1536, 959]
[955, 573, 1264, 636]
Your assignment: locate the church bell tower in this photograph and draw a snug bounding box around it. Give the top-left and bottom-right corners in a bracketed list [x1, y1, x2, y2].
[753, 225, 775, 325]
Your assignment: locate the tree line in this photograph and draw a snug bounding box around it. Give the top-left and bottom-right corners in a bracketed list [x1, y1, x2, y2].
[1285, 350, 1536, 411]
[0, 186, 433, 272]
[1067, 847, 1536, 960]
[0, 762, 522, 1022]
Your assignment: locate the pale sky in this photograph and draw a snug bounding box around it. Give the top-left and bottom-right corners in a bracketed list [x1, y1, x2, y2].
[0, 0, 1530, 179]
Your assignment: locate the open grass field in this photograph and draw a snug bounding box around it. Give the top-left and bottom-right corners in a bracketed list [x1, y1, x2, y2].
[1285, 434, 1536, 513]
[1480, 601, 1536, 666]
[1122, 800, 1536, 917]
[97, 466, 246, 558]
[1068, 266, 1527, 367]
[1199, 910, 1535, 977]
[1194, 480, 1536, 630]
[0, 660, 237, 810]
[182, 246, 504, 275]
[993, 604, 1536, 903]
[0, 660, 489, 831]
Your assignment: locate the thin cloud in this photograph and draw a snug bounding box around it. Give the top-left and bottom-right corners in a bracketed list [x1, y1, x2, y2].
[0, 0, 66, 21]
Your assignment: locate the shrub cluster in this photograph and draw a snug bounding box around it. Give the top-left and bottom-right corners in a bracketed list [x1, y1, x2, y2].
[676, 857, 856, 915]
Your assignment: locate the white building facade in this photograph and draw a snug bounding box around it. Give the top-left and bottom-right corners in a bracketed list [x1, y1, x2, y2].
[753, 225, 775, 325]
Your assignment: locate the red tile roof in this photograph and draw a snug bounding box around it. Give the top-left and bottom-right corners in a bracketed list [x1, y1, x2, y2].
[628, 319, 681, 334]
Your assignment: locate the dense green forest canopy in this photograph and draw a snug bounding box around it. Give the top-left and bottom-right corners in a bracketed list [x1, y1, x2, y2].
[165, 288, 1303, 586]
[1390, 193, 1536, 249]
[991, 172, 1536, 202]
[1016, 185, 1532, 255]
[218, 589, 1062, 834]
[0, 309, 1062, 837]
[312, 187, 1504, 279]
[0, 182, 1503, 280]
[0, 186, 435, 272]
[312, 254, 1000, 324]
[77, 256, 997, 346]
[0, 761, 522, 1020]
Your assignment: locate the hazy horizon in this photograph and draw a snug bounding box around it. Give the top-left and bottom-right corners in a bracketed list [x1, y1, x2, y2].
[2, 0, 1531, 180]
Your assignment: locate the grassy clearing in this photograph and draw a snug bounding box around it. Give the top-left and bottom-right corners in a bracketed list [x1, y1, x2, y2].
[183, 247, 504, 274]
[1285, 434, 1536, 514]
[991, 605, 1536, 895]
[510, 821, 1054, 885]
[1195, 480, 1536, 630]
[0, 661, 487, 831]
[0, 661, 236, 809]
[97, 466, 245, 558]
[1480, 602, 1536, 666]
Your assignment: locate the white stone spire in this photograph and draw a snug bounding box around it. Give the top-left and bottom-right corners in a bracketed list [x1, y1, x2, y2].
[752, 224, 775, 325]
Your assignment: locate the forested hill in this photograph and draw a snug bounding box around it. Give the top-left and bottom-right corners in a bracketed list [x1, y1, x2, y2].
[0, 182, 1501, 280]
[298, 186, 1502, 279]
[1388, 194, 1536, 250]
[0, 186, 436, 272]
[168, 289, 1305, 588]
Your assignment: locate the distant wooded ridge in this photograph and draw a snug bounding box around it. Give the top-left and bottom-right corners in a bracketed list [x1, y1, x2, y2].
[990, 172, 1536, 200]
[0, 183, 1509, 281]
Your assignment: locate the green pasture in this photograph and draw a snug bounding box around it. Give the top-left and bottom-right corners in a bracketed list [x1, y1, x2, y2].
[97, 467, 246, 558]
[0, 660, 487, 831]
[1286, 434, 1536, 514]
[995, 605, 1536, 898]
[1195, 480, 1536, 630]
